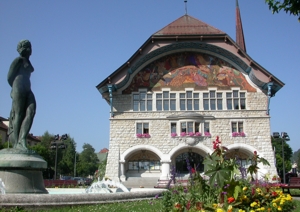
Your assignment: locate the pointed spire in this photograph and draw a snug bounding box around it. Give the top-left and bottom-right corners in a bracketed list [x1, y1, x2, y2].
[184, 0, 188, 15]
[236, 0, 246, 52]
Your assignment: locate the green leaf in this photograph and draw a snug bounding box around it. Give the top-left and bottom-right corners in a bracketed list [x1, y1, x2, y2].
[205, 167, 231, 188]
[234, 185, 241, 199]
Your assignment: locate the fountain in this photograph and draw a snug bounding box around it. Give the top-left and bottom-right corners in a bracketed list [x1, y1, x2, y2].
[0, 178, 5, 194]
[85, 179, 129, 193]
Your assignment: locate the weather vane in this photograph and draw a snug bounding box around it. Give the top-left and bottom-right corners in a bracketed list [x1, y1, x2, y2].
[184, 0, 188, 15]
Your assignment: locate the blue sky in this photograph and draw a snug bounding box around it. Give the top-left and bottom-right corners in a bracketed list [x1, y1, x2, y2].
[1, 1, 299, 153]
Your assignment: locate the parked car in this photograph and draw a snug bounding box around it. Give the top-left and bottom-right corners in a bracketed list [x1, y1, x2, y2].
[84, 178, 93, 186]
[72, 177, 85, 186]
[60, 176, 73, 180]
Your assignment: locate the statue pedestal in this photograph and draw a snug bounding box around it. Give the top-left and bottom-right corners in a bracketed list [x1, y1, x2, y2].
[0, 149, 48, 194]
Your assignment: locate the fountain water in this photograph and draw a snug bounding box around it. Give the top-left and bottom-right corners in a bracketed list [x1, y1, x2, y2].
[0, 178, 5, 194]
[85, 179, 129, 193]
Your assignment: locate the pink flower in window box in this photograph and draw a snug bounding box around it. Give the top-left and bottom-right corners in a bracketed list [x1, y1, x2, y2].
[180, 132, 187, 137]
[240, 132, 246, 137]
[195, 132, 202, 136]
[232, 132, 246, 137]
[143, 133, 151, 138]
[188, 132, 195, 136]
[204, 132, 211, 137]
[136, 133, 143, 138]
[232, 132, 239, 137]
[171, 132, 177, 137]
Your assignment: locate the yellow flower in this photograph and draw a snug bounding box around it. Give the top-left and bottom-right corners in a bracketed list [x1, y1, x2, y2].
[227, 205, 232, 212]
[278, 206, 282, 211]
[250, 202, 257, 207]
[216, 208, 224, 212]
[243, 187, 248, 191]
[272, 202, 277, 207]
[238, 210, 245, 212]
[213, 203, 218, 208]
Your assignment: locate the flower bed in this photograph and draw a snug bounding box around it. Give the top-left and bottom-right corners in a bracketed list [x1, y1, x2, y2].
[162, 136, 296, 211]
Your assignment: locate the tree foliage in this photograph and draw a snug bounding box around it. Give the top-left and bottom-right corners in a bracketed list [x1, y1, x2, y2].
[266, 0, 300, 21]
[271, 136, 293, 178]
[29, 131, 77, 179]
[77, 143, 99, 177]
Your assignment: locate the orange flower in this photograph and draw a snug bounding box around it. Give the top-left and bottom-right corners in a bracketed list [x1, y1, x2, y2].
[227, 197, 235, 204]
[175, 202, 182, 209]
[196, 202, 203, 210]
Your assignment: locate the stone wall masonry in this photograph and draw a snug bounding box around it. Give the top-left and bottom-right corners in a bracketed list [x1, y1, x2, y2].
[104, 90, 278, 180]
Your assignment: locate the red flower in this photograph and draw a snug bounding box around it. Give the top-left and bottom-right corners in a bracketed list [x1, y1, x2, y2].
[186, 201, 191, 210]
[227, 197, 235, 204]
[271, 191, 278, 197]
[254, 151, 257, 155]
[213, 136, 221, 149]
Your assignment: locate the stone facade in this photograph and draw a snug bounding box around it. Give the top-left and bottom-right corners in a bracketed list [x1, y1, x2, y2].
[104, 90, 277, 182]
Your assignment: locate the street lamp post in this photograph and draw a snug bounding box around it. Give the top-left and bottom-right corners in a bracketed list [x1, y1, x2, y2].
[50, 134, 68, 180]
[74, 151, 77, 178]
[273, 132, 290, 184]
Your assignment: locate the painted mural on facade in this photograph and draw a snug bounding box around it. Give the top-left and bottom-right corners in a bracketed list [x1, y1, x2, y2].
[123, 52, 256, 94]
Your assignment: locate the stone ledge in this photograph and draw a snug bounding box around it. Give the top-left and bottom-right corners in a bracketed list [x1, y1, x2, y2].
[0, 189, 166, 209]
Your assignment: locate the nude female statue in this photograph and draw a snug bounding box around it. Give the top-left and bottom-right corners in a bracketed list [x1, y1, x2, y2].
[7, 40, 36, 150]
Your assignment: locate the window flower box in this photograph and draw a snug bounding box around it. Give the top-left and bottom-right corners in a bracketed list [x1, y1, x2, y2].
[136, 133, 151, 138]
[195, 132, 202, 136]
[204, 132, 211, 137]
[179, 132, 203, 137]
[232, 132, 246, 137]
[180, 132, 187, 137]
[171, 132, 177, 137]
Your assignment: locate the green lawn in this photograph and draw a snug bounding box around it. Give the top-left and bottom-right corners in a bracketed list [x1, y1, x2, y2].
[1, 199, 300, 212]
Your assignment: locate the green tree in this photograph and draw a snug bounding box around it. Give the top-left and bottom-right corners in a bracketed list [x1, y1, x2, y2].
[266, 0, 300, 21]
[95, 159, 107, 180]
[29, 131, 77, 179]
[77, 143, 99, 177]
[58, 136, 76, 176]
[271, 136, 293, 179]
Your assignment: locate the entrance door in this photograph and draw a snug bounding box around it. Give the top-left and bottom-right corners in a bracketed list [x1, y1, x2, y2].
[175, 152, 204, 173]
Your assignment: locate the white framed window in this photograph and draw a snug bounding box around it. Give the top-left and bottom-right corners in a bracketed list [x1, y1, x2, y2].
[180, 121, 201, 133]
[203, 91, 222, 110]
[180, 91, 199, 111]
[231, 121, 243, 133]
[133, 92, 152, 111]
[171, 122, 177, 133]
[204, 122, 210, 133]
[156, 91, 176, 111]
[226, 90, 246, 110]
[136, 123, 149, 134]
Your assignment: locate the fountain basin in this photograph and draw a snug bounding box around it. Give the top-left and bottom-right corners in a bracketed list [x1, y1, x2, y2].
[0, 189, 166, 209]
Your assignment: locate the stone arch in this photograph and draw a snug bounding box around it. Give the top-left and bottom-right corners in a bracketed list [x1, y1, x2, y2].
[168, 143, 213, 160]
[225, 143, 264, 158]
[120, 145, 164, 162]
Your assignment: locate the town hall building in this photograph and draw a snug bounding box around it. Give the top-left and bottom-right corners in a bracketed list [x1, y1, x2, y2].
[96, 3, 283, 184]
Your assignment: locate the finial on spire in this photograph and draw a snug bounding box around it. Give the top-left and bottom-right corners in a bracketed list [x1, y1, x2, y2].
[184, 0, 188, 15]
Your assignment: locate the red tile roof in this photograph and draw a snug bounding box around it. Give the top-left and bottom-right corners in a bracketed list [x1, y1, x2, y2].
[153, 15, 225, 36]
[99, 148, 109, 153]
